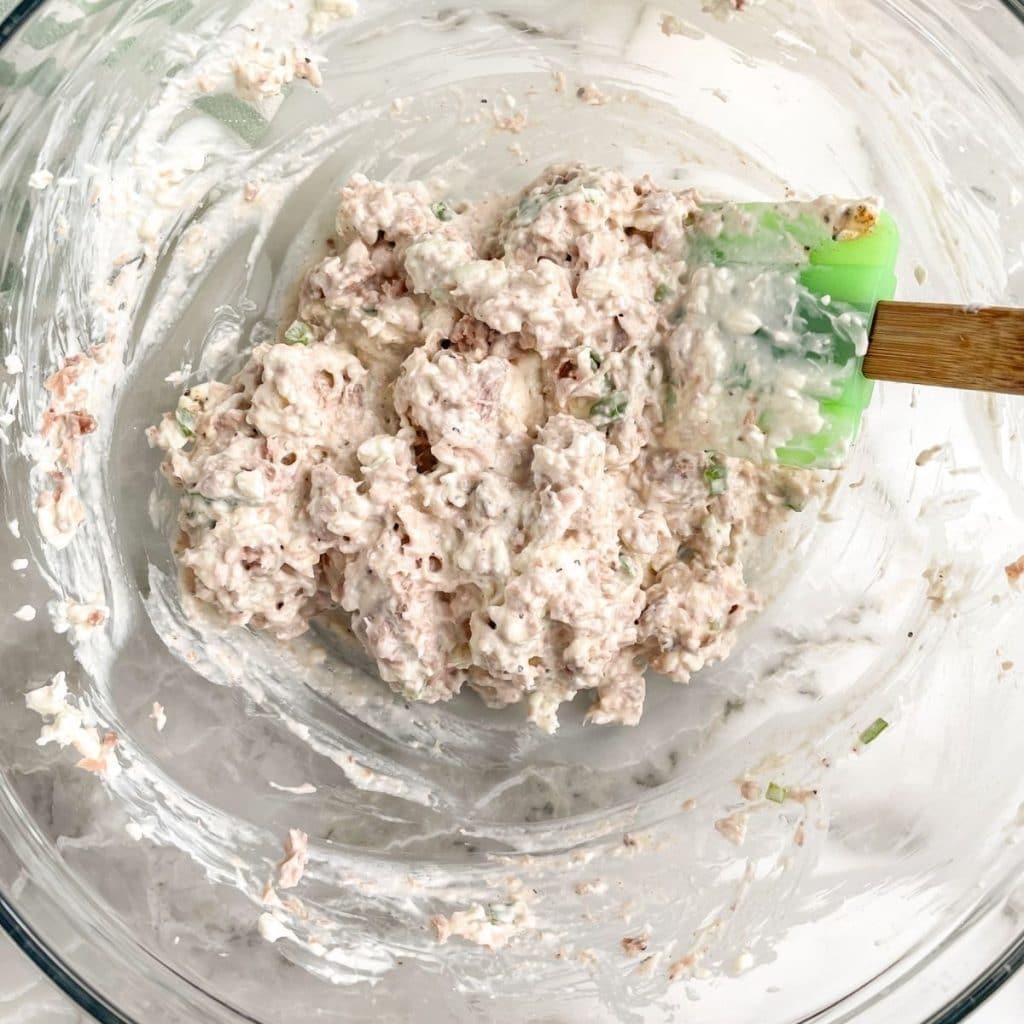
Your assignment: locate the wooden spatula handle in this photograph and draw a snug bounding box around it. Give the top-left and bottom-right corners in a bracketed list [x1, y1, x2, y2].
[864, 301, 1024, 394]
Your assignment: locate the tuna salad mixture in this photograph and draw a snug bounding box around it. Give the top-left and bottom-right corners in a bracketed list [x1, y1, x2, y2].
[149, 163, 821, 731]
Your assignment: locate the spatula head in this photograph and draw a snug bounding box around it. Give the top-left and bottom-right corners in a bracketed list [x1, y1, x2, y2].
[668, 201, 900, 469]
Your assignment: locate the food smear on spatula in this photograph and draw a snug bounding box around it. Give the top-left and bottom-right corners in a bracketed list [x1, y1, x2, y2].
[663, 200, 899, 468]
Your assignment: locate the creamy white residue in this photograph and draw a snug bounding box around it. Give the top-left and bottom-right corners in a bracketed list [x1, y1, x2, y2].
[25, 671, 120, 777]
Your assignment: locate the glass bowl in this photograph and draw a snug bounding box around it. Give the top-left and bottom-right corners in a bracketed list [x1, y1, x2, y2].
[2, 0, 1024, 1021]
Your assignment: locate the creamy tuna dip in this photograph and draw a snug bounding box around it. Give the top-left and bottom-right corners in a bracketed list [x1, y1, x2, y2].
[149, 163, 820, 731]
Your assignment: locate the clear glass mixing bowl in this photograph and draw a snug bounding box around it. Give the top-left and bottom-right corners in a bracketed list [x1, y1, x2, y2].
[2, 0, 1024, 1021]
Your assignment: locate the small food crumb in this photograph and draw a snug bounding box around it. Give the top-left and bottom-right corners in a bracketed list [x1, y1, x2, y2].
[621, 933, 649, 956]
[7, 519, 19, 539]
[277, 828, 309, 889]
[150, 702, 167, 732]
[669, 952, 699, 981]
[576, 82, 609, 105]
[914, 264, 927, 285]
[77, 731, 119, 776]
[785, 786, 818, 804]
[739, 779, 760, 800]
[830, 202, 879, 241]
[1005, 556, 1024, 587]
[661, 13, 696, 37]
[1001, 661, 1014, 672]
[574, 879, 608, 896]
[915, 444, 945, 466]
[682, 797, 697, 811]
[13, 604, 36, 622]
[493, 110, 528, 133]
[28, 169, 54, 191]
[50, 598, 109, 641]
[11, 558, 28, 571]
[431, 896, 535, 950]
[924, 565, 948, 604]
[231, 39, 324, 102]
[714, 811, 748, 846]
[4, 354, 24, 375]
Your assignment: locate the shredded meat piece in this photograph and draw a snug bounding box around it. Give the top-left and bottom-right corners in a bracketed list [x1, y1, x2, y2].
[1006, 555, 1024, 587]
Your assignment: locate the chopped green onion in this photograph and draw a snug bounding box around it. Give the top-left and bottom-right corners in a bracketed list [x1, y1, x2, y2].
[588, 349, 603, 370]
[654, 283, 670, 303]
[590, 391, 628, 423]
[859, 718, 889, 745]
[516, 193, 549, 223]
[618, 553, 635, 577]
[361, 305, 379, 317]
[766, 782, 787, 804]
[725, 364, 753, 391]
[284, 320, 314, 346]
[704, 456, 728, 496]
[175, 406, 196, 437]
[432, 200, 454, 222]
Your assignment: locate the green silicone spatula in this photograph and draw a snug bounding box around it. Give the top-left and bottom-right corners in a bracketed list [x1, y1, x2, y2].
[667, 200, 1024, 469]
